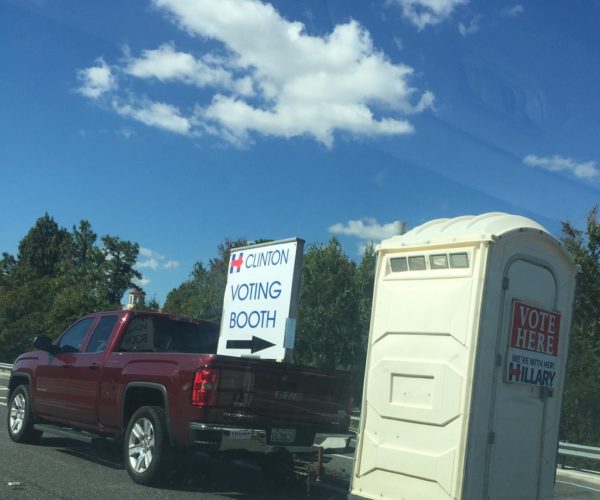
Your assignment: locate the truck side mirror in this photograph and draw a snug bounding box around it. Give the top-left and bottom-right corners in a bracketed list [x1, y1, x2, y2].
[33, 335, 60, 355]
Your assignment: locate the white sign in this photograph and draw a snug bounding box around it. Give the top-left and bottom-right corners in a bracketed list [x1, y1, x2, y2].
[217, 238, 304, 360]
[505, 300, 561, 388]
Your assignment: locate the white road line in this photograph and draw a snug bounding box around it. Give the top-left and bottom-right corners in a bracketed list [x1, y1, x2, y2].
[556, 480, 600, 493]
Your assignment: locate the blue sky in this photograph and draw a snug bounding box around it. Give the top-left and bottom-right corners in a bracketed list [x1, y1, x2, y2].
[1, 0, 599, 304]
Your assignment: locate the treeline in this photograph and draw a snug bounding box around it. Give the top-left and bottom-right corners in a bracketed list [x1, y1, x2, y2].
[559, 207, 600, 446]
[0, 214, 141, 362]
[164, 238, 376, 400]
[2, 210, 600, 445]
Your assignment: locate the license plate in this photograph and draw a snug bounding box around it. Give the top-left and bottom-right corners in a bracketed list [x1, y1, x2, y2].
[229, 430, 252, 440]
[270, 428, 296, 444]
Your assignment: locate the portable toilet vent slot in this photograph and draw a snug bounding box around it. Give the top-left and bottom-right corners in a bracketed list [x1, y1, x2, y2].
[350, 212, 577, 500]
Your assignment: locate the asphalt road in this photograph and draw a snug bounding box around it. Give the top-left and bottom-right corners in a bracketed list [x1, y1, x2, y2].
[1, 374, 600, 499]
[556, 469, 600, 499]
[0, 398, 345, 500]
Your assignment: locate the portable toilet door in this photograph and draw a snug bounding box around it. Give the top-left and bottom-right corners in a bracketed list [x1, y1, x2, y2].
[351, 212, 577, 500]
[482, 258, 557, 499]
[474, 229, 576, 499]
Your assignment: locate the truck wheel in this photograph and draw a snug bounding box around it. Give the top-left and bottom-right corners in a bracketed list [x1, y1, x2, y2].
[124, 406, 171, 486]
[7, 385, 42, 444]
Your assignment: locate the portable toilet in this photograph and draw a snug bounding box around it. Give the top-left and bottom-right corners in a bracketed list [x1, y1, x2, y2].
[350, 212, 577, 500]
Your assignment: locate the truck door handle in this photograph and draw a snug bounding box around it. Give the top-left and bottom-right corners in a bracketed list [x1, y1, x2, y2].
[62, 364, 72, 368]
[89, 363, 99, 370]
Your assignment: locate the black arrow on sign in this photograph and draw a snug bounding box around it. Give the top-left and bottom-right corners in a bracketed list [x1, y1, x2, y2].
[227, 336, 276, 353]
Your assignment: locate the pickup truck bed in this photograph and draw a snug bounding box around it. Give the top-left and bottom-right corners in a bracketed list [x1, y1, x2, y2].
[6, 310, 352, 485]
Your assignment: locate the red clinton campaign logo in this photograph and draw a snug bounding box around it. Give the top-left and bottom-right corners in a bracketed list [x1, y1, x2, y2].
[229, 253, 244, 274]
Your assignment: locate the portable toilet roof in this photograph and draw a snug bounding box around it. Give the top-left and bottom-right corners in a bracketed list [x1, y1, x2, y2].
[379, 212, 574, 266]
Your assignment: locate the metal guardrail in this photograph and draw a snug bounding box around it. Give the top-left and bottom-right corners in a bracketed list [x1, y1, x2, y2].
[0, 363, 13, 374]
[558, 441, 600, 468]
[347, 417, 598, 470]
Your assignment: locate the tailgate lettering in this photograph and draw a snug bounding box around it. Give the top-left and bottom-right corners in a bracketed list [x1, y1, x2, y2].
[274, 390, 304, 402]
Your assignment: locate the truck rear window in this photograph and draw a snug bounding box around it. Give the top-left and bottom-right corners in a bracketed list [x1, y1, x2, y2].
[117, 316, 219, 354]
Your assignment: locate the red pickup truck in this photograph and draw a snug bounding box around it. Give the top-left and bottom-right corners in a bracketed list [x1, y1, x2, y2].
[6, 310, 352, 485]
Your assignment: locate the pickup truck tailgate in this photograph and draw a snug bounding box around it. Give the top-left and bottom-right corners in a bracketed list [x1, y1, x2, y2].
[209, 356, 352, 431]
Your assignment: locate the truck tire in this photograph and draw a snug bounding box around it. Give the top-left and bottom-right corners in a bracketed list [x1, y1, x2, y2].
[124, 406, 171, 486]
[7, 385, 42, 444]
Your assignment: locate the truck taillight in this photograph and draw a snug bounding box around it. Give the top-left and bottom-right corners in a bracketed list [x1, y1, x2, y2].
[192, 368, 219, 407]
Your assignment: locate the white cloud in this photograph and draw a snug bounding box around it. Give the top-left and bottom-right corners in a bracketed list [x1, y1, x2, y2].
[117, 127, 134, 139]
[134, 276, 151, 287]
[154, 0, 433, 146]
[76, 0, 433, 146]
[393, 36, 404, 51]
[523, 154, 599, 180]
[112, 99, 192, 135]
[139, 247, 156, 258]
[411, 90, 435, 113]
[329, 218, 408, 240]
[503, 5, 524, 17]
[458, 15, 481, 36]
[137, 258, 159, 269]
[76, 58, 116, 99]
[389, 0, 468, 30]
[137, 247, 180, 271]
[125, 42, 254, 96]
[200, 95, 414, 147]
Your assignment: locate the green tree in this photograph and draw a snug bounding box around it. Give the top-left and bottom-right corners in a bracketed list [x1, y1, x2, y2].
[131, 295, 161, 312]
[163, 238, 248, 321]
[99, 235, 142, 306]
[560, 207, 600, 445]
[17, 213, 68, 278]
[294, 238, 361, 373]
[353, 243, 377, 400]
[49, 221, 113, 328]
[0, 252, 16, 288]
[0, 215, 141, 362]
[64, 220, 104, 273]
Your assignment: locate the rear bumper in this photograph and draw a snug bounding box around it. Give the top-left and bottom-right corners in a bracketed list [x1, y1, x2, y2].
[189, 422, 318, 454]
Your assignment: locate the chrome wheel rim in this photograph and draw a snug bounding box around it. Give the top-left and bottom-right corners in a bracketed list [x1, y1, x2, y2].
[128, 417, 155, 473]
[9, 393, 26, 435]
